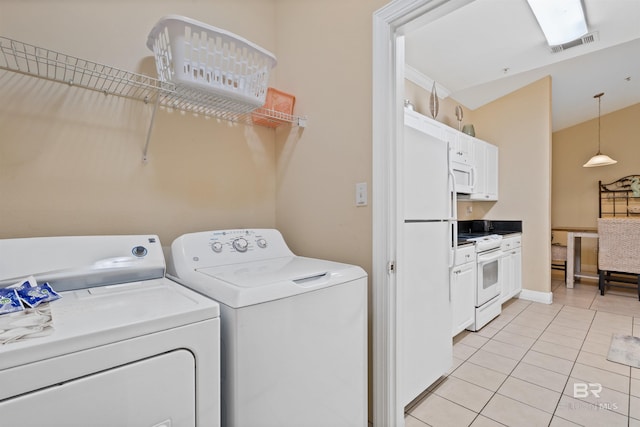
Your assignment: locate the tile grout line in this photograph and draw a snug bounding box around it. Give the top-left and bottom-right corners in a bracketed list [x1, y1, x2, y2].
[488, 300, 572, 426]
[408, 289, 640, 426]
[423, 300, 533, 426]
[470, 300, 595, 425]
[548, 302, 597, 426]
[469, 299, 588, 426]
[629, 318, 638, 426]
[465, 299, 559, 427]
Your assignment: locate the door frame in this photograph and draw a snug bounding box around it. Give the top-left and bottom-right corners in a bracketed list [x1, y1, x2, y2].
[371, 1, 474, 425]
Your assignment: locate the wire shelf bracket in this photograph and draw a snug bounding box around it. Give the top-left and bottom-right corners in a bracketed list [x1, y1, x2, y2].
[0, 36, 307, 161]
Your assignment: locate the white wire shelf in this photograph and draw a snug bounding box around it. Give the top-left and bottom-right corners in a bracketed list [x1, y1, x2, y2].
[0, 36, 307, 128]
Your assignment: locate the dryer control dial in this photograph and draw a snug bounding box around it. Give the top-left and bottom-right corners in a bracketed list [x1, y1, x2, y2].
[232, 238, 249, 252]
[256, 238, 267, 248]
[211, 242, 223, 253]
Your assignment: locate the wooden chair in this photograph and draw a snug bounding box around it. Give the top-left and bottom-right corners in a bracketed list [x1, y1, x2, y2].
[597, 218, 640, 299]
[551, 244, 567, 282]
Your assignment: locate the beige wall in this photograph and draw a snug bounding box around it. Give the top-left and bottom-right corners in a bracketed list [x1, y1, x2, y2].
[473, 77, 553, 294]
[474, 77, 551, 292]
[553, 102, 640, 227]
[552, 102, 640, 271]
[405, 77, 553, 295]
[0, 1, 280, 245]
[1, 0, 385, 421]
[0, 0, 385, 266]
[272, 0, 385, 271]
[272, 1, 386, 420]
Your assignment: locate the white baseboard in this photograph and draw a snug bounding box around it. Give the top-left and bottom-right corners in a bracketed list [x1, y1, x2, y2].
[517, 289, 553, 304]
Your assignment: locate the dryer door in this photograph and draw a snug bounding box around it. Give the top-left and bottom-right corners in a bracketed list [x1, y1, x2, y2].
[1, 349, 195, 427]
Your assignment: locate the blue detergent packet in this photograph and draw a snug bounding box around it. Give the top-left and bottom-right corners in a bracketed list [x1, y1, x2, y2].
[16, 280, 61, 308]
[0, 288, 25, 315]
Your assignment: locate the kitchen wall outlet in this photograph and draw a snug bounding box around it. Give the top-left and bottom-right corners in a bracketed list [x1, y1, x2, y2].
[466, 206, 473, 214]
[356, 182, 368, 206]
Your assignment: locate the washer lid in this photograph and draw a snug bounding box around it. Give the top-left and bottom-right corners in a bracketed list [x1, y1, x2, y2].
[0, 278, 219, 371]
[170, 256, 367, 308]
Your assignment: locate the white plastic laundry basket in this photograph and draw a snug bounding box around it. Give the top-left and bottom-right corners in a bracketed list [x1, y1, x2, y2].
[147, 15, 277, 113]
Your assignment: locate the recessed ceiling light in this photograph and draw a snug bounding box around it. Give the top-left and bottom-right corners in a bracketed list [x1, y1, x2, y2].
[526, 0, 588, 46]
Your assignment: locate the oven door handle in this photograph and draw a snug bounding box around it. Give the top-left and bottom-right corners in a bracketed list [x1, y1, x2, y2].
[477, 250, 503, 264]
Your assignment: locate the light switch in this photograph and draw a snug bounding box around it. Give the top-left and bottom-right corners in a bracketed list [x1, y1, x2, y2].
[356, 182, 367, 206]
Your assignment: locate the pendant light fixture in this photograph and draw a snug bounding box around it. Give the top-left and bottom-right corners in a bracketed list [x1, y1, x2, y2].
[583, 92, 617, 168]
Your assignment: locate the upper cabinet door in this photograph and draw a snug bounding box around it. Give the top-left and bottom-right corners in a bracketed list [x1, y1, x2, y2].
[485, 143, 499, 200]
[468, 138, 498, 201]
[451, 132, 474, 165]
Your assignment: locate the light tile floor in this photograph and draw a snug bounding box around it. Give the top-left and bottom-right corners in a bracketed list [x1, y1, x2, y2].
[405, 275, 640, 427]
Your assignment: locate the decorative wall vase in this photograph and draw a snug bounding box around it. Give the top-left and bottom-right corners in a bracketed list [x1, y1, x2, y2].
[430, 81, 439, 119]
[455, 105, 463, 131]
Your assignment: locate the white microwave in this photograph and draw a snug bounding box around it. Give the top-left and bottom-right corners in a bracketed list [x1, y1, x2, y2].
[451, 162, 475, 194]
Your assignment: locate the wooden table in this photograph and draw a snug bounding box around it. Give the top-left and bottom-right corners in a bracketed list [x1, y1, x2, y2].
[555, 227, 598, 288]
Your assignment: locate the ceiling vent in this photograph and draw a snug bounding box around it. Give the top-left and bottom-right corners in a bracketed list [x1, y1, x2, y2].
[550, 31, 599, 53]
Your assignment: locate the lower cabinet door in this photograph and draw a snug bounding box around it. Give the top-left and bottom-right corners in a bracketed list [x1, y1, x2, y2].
[452, 261, 476, 336]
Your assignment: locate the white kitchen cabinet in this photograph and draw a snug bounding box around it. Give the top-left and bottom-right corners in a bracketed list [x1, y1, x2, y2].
[485, 143, 499, 199]
[500, 235, 522, 304]
[465, 139, 498, 201]
[451, 244, 476, 336]
[448, 130, 474, 166]
[405, 108, 444, 140]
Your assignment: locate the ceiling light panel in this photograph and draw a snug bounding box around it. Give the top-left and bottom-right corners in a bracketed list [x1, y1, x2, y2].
[527, 0, 588, 46]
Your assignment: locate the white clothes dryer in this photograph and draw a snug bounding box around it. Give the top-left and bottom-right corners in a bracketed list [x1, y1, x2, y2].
[168, 229, 367, 427]
[0, 235, 220, 427]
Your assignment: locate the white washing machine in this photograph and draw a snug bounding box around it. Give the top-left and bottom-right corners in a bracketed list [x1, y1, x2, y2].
[0, 235, 220, 427]
[167, 229, 367, 427]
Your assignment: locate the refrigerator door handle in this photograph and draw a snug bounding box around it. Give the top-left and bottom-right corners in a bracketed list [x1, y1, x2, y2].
[448, 164, 458, 269]
[448, 168, 458, 221]
[449, 219, 457, 269]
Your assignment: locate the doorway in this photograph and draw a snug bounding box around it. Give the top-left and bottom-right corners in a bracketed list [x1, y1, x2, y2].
[371, 1, 473, 425]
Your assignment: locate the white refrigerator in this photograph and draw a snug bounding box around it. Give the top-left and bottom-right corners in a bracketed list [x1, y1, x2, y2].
[399, 109, 455, 406]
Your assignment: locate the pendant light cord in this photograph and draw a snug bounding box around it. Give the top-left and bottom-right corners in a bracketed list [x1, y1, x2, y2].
[595, 92, 604, 154]
[583, 92, 616, 167]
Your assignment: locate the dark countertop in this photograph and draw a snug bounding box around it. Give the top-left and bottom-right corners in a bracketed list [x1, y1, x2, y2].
[458, 220, 522, 235]
[457, 220, 522, 246]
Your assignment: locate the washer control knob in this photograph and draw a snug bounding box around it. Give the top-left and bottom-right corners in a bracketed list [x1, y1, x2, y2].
[233, 238, 249, 252]
[211, 242, 223, 253]
[256, 238, 267, 248]
[132, 246, 147, 257]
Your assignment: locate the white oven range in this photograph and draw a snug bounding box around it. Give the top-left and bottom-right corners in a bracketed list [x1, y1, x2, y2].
[461, 234, 503, 331]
